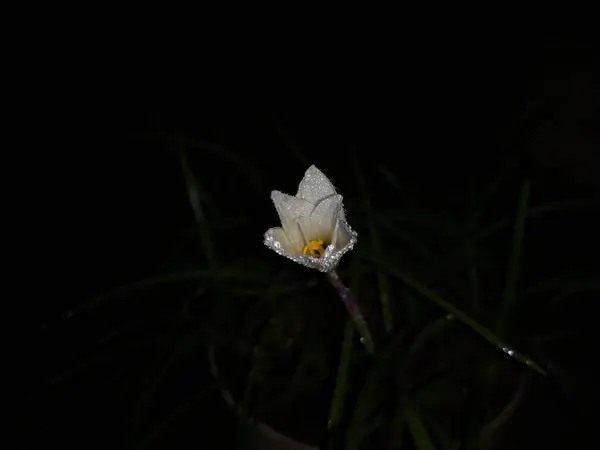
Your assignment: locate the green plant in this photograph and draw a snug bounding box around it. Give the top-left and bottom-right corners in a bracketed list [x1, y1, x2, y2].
[28, 133, 598, 450]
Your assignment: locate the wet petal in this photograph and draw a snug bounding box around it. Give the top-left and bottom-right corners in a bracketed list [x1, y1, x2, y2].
[271, 190, 313, 252]
[332, 211, 352, 249]
[308, 194, 343, 242]
[267, 227, 294, 253]
[296, 165, 337, 204]
[265, 165, 358, 272]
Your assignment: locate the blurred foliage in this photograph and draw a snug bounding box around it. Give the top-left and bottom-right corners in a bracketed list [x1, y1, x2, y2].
[23, 129, 599, 450]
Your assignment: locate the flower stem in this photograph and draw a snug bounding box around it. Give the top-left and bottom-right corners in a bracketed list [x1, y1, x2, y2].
[327, 270, 374, 354]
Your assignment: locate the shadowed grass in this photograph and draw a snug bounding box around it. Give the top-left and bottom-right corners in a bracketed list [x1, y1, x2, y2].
[369, 257, 547, 376]
[345, 364, 386, 450]
[327, 257, 362, 432]
[177, 137, 217, 268]
[353, 149, 393, 332]
[42, 130, 598, 450]
[126, 140, 223, 447]
[406, 406, 437, 450]
[327, 317, 354, 432]
[497, 181, 530, 337]
[470, 199, 599, 245]
[65, 269, 240, 319]
[374, 214, 468, 298]
[132, 384, 216, 450]
[464, 239, 480, 312]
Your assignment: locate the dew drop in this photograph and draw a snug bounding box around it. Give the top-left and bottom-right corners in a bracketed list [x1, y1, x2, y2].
[359, 337, 366, 344]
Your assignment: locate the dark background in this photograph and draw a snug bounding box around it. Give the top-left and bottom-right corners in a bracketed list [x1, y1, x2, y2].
[19, 37, 600, 449]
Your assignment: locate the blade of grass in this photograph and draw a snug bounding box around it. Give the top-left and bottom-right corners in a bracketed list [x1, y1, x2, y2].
[459, 379, 483, 450]
[326, 317, 355, 431]
[353, 149, 393, 332]
[46, 338, 164, 387]
[375, 215, 467, 298]
[522, 277, 600, 298]
[401, 317, 453, 376]
[177, 138, 217, 268]
[327, 317, 354, 429]
[131, 138, 223, 446]
[377, 164, 415, 209]
[385, 212, 465, 241]
[533, 329, 585, 344]
[327, 258, 362, 430]
[170, 132, 264, 194]
[464, 239, 480, 312]
[66, 269, 242, 318]
[129, 325, 205, 444]
[425, 417, 459, 450]
[132, 384, 215, 450]
[367, 257, 547, 375]
[391, 400, 407, 448]
[406, 407, 437, 450]
[346, 354, 395, 448]
[273, 121, 311, 168]
[545, 284, 600, 311]
[497, 181, 530, 337]
[224, 279, 318, 296]
[345, 415, 384, 450]
[465, 156, 518, 231]
[470, 199, 599, 244]
[178, 139, 256, 427]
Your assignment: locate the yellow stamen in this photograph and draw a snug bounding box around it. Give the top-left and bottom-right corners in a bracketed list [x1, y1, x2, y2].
[303, 238, 326, 258]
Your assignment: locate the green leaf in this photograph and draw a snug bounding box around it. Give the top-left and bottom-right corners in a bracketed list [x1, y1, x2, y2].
[377, 164, 415, 209]
[128, 321, 208, 444]
[345, 414, 384, 450]
[327, 258, 363, 430]
[170, 132, 264, 193]
[354, 150, 393, 331]
[463, 239, 480, 312]
[374, 215, 467, 297]
[132, 384, 215, 450]
[66, 269, 238, 318]
[327, 317, 354, 430]
[470, 199, 599, 245]
[368, 258, 547, 376]
[391, 399, 407, 447]
[406, 407, 437, 450]
[465, 156, 518, 231]
[497, 181, 530, 336]
[177, 139, 217, 268]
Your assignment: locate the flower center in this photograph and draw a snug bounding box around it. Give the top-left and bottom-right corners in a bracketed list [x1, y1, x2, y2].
[303, 239, 326, 258]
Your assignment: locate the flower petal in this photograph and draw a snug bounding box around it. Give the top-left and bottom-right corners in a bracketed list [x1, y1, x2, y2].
[332, 210, 353, 249]
[296, 165, 337, 204]
[266, 227, 294, 253]
[308, 194, 343, 242]
[271, 190, 313, 252]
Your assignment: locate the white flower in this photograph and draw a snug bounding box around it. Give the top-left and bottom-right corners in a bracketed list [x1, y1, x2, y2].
[264, 165, 358, 272]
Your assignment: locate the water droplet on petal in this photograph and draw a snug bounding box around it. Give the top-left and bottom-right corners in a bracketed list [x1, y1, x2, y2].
[360, 337, 366, 344]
